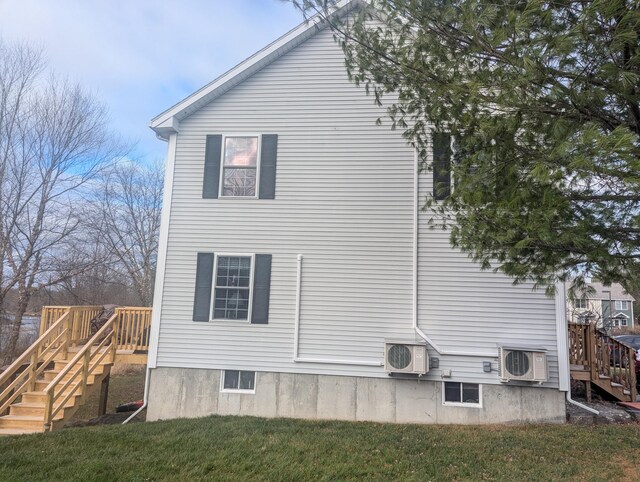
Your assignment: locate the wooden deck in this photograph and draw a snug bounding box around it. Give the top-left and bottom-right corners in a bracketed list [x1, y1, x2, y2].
[0, 306, 150, 434]
[569, 322, 638, 402]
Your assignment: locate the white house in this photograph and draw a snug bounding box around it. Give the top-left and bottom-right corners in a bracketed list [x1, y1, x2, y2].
[567, 281, 635, 329]
[145, 1, 568, 424]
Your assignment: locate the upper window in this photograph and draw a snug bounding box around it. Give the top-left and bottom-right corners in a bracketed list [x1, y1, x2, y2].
[221, 136, 259, 197]
[432, 132, 452, 201]
[443, 382, 481, 406]
[213, 255, 253, 320]
[575, 298, 588, 309]
[615, 300, 630, 311]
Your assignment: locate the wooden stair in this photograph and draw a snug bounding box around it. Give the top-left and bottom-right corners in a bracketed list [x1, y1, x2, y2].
[569, 323, 638, 403]
[0, 353, 112, 435]
[0, 305, 150, 435]
[0, 307, 120, 436]
[591, 375, 632, 401]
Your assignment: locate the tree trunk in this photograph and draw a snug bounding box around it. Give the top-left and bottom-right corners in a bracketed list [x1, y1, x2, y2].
[3, 289, 30, 365]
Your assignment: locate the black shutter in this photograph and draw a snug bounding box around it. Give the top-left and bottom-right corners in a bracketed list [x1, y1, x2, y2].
[193, 253, 214, 321]
[251, 254, 272, 324]
[203, 135, 222, 199]
[433, 133, 451, 201]
[259, 134, 278, 199]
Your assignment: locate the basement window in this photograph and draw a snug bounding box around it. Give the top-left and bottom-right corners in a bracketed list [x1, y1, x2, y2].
[222, 370, 256, 393]
[443, 382, 481, 407]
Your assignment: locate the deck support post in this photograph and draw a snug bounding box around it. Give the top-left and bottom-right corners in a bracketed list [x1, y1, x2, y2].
[587, 324, 598, 380]
[584, 380, 592, 402]
[98, 367, 111, 417]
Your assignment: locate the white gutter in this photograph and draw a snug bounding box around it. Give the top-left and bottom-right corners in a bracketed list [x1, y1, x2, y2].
[412, 148, 497, 359]
[556, 280, 599, 415]
[123, 131, 178, 424]
[292, 254, 383, 367]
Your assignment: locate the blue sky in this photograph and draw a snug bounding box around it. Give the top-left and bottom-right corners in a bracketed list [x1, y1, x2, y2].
[0, 0, 303, 159]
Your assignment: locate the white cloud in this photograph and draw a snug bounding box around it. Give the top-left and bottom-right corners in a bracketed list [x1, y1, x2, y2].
[0, 0, 303, 158]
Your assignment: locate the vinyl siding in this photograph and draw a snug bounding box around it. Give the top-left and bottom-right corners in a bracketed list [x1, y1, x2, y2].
[156, 23, 560, 387]
[157, 24, 413, 378]
[417, 165, 559, 387]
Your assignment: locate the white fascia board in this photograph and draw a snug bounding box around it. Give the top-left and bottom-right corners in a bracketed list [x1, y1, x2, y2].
[150, 0, 360, 139]
[153, 117, 180, 140]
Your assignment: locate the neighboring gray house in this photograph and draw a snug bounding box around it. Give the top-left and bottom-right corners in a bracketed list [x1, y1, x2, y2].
[145, 1, 569, 424]
[568, 282, 635, 329]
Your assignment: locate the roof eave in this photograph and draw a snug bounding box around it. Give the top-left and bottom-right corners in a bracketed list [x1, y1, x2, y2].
[150, 0, 361, 139]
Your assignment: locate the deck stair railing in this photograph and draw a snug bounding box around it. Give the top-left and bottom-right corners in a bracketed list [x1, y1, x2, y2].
[43, 312, 118, 429]
[569, 322, 638, 402]
[0, 310, 74, 416]
[40, 306, 101, 340]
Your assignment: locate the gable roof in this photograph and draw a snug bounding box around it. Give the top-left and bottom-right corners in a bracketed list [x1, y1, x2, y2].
[150, 0, 360, 140]
[581, 282, 635, 302]
[612, 312, 630, 318]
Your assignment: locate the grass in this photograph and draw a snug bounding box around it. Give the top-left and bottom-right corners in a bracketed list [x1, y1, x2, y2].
[0, 415, 639, 481]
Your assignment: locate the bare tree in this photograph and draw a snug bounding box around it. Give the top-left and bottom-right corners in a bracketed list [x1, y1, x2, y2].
[0, 40, 123, 363]
[0, 41, 43, 327]
[91, 160, 163, 306]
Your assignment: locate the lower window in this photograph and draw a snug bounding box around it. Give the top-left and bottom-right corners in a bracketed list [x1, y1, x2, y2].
[213, 255, 252, 321]
[443, 382, 481, 406]
[222, 370, 256, 392]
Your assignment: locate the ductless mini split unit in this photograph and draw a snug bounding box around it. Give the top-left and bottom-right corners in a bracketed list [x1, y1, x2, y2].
[498, 346, 548, 383]
[384, 342, 428, 375]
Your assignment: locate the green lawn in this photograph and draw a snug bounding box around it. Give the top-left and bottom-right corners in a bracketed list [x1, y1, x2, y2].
[0, 416, 639, 481]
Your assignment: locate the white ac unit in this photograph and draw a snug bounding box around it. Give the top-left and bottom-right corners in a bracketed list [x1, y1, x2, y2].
[384, 342, 428, 375]
[498, 347, 547, 382]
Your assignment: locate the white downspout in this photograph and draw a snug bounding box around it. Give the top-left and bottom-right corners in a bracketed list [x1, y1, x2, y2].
[412, 148, 497, 358]
[292, 254, 383, 367]
[123, 367, 151, 424]
[123, 130, 178, 424]
[293, 254, 302, 360]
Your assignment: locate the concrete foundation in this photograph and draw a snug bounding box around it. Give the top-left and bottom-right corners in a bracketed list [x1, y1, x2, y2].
[147, 367, 566, 424]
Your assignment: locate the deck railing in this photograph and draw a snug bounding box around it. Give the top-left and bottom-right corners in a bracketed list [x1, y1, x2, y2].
[43, 312, 118, 429]
[0, 310, 72, 415]
[39, 306, 102, 342]
[568, 322, 590, 369]
[39, 306, 152, 352]
[116, 307, 152, 352]
[594, 330, 637, 396]
[569, 322, 638, 401]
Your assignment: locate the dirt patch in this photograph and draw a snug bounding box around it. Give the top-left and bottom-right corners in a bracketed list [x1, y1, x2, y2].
[567, 400, 638, 425]
[64, 411, 144, 428]
[67, 370, 146, 424]
[110, 363, 146, 377]
[612, 454, 640, 481]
